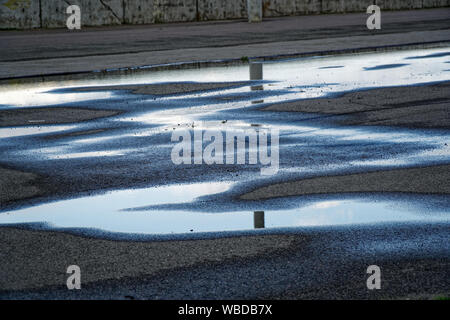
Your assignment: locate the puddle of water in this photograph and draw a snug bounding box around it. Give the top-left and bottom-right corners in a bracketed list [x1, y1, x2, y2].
[47, 150, 129, 159]
[350, 144, 450, 167]
[1, 48, 449, 145]
[0, 48, 449, 237]
[0, 48, 449, 108]
[0, 182, 447, 235]
[0, 125, 76, 139]
[0, 87, 113, 108]
[363, 63, 410, 71]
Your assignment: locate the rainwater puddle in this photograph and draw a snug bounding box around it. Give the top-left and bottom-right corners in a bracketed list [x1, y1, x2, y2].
[0, 182, 447, 235]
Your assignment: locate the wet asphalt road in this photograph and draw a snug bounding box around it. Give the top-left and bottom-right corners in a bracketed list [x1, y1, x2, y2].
[1, 222, 448, 299]
[1, 79, 449, 213]
[1, 8, 449, 79]
[0, 48, 449, 299]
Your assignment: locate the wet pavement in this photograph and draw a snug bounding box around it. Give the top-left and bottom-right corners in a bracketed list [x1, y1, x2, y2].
[1, 8, 449, 79]
[0, 48, 449, 237]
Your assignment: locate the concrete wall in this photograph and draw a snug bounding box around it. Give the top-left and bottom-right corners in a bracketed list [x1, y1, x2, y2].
[198, 0, 247, 20]
[0, 0, 40, 28]
[0, 0, 449, 29]
[375, 0, 422, 10]
[124, 0, 154, 24]
[261, 0, 371, 16]
[40, 0, 123, 28]
[152, 0, 197, 23]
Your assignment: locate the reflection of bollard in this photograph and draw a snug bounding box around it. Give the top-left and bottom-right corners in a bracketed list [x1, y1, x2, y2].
[252, 100, 264, 104]
[250, 62, 263, 91]
[247, 0, 263, 23]
[254, 211, 265, 229]
[250, 62, 263, 80]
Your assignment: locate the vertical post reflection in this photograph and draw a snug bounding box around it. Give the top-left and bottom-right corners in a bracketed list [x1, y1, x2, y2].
[250, 62, 264, 92]
[254, 211, 265, 229]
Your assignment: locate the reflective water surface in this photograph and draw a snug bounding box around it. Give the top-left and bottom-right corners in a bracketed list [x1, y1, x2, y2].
[0, 182, 448, 235]
[0, 48, 449, 236]
[1, 48, 449, 108]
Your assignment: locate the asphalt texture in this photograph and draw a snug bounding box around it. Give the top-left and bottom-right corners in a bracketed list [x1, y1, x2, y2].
[0, 222, 448, 299]
[241, 164, 450, 200]
[0, 78, 448, 299]
[1, 80, 449, 209]
[264, 81, 450, 129]
[0, 12, 449, 299]
[0, 107, 120, 127]
[0, 8, 449, 79]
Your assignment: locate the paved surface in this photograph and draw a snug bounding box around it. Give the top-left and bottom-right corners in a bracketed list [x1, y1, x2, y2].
[0, 8, 449, 79]
[0, 223, 448, 299]
[0, 228, 294, 292]
[0, 10, 449, 300]
[0, 107, 120, 127]
[1, 80, 449, 211]
[264, 81, 450, 129]
[241, 164, 450, 200]
[0, 80, 448, 299]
